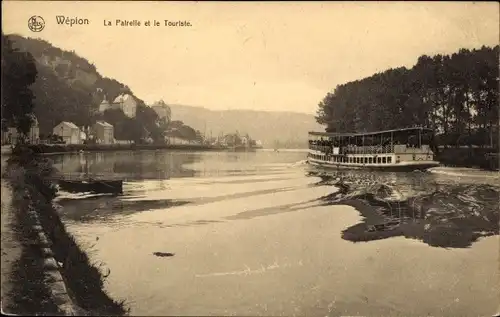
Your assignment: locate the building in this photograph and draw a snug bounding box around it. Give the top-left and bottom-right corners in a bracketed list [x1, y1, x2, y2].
[151, 100, 171, 124]
[166, 135, 191, 145]
[98, 97, 111, 113]
[92, 121, 114, 144]
[113, 94, 137, 118]
[53, 121, 80, 144]
[1, 115, 40, 145]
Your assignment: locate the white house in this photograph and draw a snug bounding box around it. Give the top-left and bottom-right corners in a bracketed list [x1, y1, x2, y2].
[113, 94, 137, 118]
[166, 135, 191, 145]
[151, 100, 171, 124]
[92, 121, 114, 144]
[53, 121, 80, 144]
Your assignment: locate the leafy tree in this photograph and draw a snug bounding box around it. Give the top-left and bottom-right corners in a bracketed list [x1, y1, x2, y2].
[316, 45, 499, 148]
[1, 34, 38, 136]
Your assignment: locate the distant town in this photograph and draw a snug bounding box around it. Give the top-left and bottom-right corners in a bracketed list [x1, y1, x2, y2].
[1, 93, 263, 150]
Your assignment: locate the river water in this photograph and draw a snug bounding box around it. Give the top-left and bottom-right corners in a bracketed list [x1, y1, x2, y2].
[52, 150, 499, 316]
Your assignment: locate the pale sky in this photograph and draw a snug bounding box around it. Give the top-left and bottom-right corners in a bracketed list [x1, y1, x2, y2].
[2, 1, 499, 114]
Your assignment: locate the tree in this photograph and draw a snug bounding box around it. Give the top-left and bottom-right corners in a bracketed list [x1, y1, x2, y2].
[316, 45, 499, 148]
[1, 34, 38, 136]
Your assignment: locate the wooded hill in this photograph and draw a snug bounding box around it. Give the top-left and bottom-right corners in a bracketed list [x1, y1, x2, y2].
[3, 34, 195, 143]
[316, 46, 499, 147]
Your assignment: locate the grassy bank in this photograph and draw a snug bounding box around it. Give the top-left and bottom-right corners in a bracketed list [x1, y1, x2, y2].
[27, 143, 226, 154]
[5, 146, 128, 316]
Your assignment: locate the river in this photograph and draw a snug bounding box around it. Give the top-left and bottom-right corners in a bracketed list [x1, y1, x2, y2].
[52, 149, 499, 316]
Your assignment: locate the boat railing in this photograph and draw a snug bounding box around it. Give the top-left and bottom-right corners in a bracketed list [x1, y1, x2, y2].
[345, 145, 394, 154]
[310, 144, 396, 154]
[310, 144, 434, 155]
[309, 145, 331, 153]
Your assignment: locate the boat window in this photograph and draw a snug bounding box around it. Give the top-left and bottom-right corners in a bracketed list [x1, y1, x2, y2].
[377, 157, 381, 164]
[364, 157, 368, 164]
[369, 157, 373, 164]
[382, 157, 387, 164]
[387, 157, 392, 163]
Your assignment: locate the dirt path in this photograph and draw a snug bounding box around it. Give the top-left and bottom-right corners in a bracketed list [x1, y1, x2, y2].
[1, 172, 21, 312]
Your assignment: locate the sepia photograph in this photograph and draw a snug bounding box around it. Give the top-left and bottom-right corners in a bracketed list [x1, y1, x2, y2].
[1, 1, 499, 316]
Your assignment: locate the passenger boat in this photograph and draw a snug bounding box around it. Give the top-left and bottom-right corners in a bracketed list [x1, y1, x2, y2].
[307, 127, 440, 171]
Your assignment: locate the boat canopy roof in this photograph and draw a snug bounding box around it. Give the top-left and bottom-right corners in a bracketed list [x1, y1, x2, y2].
[309, 127, 434, 138]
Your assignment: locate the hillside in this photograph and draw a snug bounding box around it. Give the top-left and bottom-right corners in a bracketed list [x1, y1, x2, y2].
[4, 34, 324, 147]
[4, 34, 169, 142]
[169, 104, 323, 148]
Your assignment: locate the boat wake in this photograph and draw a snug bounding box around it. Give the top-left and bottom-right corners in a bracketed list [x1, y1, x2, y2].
[290, 160, 308, 167]
[308, 170, 499, 248]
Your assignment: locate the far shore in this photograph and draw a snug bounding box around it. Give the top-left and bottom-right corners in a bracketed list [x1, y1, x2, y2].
[23, 143, 230, 154]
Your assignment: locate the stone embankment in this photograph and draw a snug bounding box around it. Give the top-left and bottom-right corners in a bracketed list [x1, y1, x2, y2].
[3, 147, 127, 316]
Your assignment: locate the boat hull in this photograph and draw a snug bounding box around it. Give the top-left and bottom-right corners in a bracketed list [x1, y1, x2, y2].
[307, 158, 440, 172]
[58, 179, 123, 194]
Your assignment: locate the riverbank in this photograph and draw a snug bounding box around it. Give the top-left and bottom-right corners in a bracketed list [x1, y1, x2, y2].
[27, 143, 228, 154]
[2, 177, 63, 315]
[4, 147, 128, 315]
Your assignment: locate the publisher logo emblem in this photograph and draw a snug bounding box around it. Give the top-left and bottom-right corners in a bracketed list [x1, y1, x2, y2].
[28, 16, 45, 32]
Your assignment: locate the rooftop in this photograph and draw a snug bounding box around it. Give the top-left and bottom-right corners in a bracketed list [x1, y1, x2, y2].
[113, 93, 134, 103]
[95, 120, 113, 127]
[58, 121, 79, 129]
[309, 127, 434, 137]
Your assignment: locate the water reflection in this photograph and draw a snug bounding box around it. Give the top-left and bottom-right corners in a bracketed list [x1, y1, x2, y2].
[51, 152, 499, 316]
[51, 150, 300, 180]
[53, 150, 308, 223]
[52, 151, 199, 180]
[308, 169, 500, 248]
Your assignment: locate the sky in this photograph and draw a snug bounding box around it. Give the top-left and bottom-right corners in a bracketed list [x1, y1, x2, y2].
[2, 1, 499, 114]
